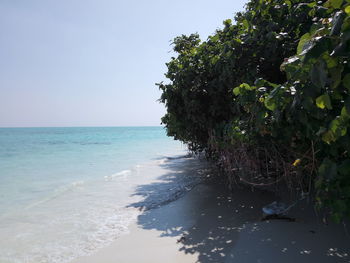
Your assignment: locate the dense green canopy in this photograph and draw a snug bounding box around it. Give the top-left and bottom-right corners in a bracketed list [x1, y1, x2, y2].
[159, 0, 350, 221]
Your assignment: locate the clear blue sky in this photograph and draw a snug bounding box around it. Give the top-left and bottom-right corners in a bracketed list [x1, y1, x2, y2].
[0, 0, 247, 127]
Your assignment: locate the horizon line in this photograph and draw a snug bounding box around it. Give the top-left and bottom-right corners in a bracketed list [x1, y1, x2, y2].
[0, 125, 164, 129]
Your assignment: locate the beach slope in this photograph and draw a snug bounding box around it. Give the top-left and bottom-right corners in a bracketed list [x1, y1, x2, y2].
[73, 157, 350, 263]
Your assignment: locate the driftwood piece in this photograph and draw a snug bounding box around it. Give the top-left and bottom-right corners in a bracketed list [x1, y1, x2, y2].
[261, 214, 296, 222]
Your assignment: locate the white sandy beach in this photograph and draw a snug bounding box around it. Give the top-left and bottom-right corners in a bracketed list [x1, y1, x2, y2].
[72, 156, 350, 263]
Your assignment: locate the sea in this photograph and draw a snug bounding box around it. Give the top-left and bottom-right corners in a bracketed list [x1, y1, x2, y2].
[0, 126, 194, 263]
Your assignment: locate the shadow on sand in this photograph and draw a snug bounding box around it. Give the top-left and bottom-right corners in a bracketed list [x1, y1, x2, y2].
[128, 156, 279, 262]
[128, 156, 350, 263]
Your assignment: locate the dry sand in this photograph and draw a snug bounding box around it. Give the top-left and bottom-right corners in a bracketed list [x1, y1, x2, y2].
[73, 157, 350, 263]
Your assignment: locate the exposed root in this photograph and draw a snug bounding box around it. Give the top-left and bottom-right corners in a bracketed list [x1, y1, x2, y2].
[207, 134, 318, 196]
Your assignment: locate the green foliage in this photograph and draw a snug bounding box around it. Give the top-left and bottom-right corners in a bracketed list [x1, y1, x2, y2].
[159, 0, 350, 221]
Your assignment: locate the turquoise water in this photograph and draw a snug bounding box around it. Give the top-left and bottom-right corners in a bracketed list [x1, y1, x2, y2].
[0, 127, 186, 263]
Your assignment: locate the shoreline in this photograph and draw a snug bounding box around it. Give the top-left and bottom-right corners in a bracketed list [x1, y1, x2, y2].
[73, 157, 350, 263]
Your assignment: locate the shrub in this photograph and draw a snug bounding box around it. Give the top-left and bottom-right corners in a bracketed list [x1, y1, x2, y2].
[159, 0, 350, 221]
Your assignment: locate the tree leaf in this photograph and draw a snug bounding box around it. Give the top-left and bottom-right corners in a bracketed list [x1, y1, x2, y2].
[323, 53, 338, 69]
[341, 106, 350, 118]
[304, 37, 331, 62]
[318, 158, 337, 180]
[325, 0, 344, 9]
[311, 62, 328, 89]
[233, 87, 241, 96]
[331, 11, 345, 36]
[342, 73, 350, 91]
[345, 5, 350, 15]
[322, 130, 336, 144]
[330, 67, 343, 89]
[338, 159, 350, 175]
[316, 94, 333, 109]
[240, 83, 256, 91]
[345, 96, 350, 113]
[264, 97, 277, 111]
[297, 33, 311, 55]
[331, 0, 343, 9]
[330, 118, 347, 137]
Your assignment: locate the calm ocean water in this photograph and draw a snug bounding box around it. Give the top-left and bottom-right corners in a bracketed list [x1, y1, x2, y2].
[0, 127, 187, 263]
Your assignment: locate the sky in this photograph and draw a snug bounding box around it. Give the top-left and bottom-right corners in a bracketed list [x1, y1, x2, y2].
[0, 0, 247, 127]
